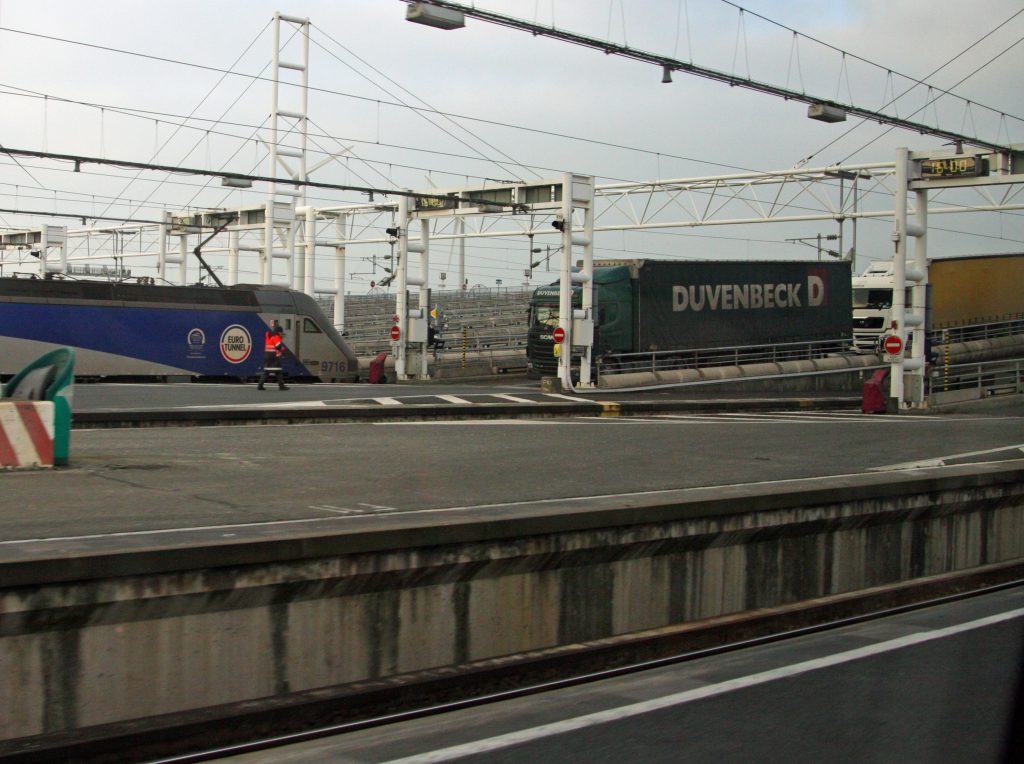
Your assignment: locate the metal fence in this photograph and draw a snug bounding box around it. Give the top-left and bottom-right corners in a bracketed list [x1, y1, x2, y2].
[930, 316, 1024, 345]
[596, 338, 853, 376]
[929, 357, 1024, 400]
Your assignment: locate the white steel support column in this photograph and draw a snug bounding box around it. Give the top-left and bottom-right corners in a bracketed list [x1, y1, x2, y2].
[157, 212, 168, 282]
[889, 148, 909, 407]
[457, 216, 466, 290]
[575, 188, 595, 388]
[263, 12, 309, 288]
[303, 205, 316, 295]
[415, 217, 430, 378]
[176, 233, 188, 284]
[333, 214, 347, 332]
[557, 173, 595, 390]
[907, 187, 928, 406]
[294, 19, 310, 292]
[557, 183, 573, 389]
[391, 194, 432, 380]
[262, 13, 280, 286]
[227, 229, 239, 285]
[394, 194, 410, 380]
[891, 148, 928, 409]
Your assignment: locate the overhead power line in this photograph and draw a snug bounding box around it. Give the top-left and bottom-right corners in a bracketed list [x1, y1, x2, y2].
[0, 145, 438, 203]
[403, 1, 1016, 155]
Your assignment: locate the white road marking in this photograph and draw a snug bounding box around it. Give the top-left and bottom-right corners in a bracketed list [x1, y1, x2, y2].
[376, 397, 403, 406]
[870, 443, 1024, 471]
[382, 607, 1024, 763]
[310, 505, 362, 515]
[183, 400, 327, 410]
[437, 394, 471, 404]
[492, 393, 536, 404]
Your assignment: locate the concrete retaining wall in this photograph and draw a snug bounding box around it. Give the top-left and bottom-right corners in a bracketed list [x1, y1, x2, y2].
[1, 462, 1022, 742]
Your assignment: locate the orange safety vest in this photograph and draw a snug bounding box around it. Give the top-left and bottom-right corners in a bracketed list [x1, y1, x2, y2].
[264, 331, 283, 355]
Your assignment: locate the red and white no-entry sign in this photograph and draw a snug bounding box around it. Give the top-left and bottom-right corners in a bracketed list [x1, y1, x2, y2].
[390, 325, 401, 341]
[883, 334, 903, 355]
[552, 326, 566, 344]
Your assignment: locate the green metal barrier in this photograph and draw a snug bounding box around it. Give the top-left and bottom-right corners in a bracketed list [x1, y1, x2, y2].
[3, 347, 75, 465]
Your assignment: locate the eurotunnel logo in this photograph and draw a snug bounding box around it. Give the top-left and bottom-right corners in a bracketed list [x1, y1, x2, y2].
[219, 325, 252, 364]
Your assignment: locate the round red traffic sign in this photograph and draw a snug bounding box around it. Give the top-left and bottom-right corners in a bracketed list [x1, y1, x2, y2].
[883, 334, 903, 355]
[390, 325, 401, 341]
[552, 326, 566, 344]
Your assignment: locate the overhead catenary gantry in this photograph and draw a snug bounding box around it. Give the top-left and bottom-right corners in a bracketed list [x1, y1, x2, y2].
[886, 144, 1024, 408]
[4, 147, 1024, 396]
[3, 5, 1024, 401]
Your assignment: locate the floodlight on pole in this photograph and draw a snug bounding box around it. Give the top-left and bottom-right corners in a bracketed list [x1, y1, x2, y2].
[405, 2, 465, 30]
[808, 103, 847, 123]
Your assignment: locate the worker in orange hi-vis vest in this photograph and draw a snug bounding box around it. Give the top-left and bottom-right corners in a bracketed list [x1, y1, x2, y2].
[257, 320, 289, 391]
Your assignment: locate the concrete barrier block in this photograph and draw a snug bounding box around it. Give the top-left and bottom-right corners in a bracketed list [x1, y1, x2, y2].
[0, 400, 55, 469]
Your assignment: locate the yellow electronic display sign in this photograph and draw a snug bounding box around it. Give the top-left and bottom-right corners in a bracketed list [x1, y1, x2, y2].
[919, 156, 987, 179]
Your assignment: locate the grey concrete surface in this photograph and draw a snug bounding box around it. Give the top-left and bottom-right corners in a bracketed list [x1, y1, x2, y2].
[3, 405, 1023, 543]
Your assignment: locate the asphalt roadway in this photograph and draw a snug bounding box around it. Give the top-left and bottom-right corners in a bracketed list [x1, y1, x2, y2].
[2, 381, 1022, 544]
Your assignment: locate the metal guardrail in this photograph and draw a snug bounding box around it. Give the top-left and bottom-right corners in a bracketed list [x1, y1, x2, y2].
[597, 338, 853, 375]
[929, 357, 1024, 400]
[930, 316, 1024, 345]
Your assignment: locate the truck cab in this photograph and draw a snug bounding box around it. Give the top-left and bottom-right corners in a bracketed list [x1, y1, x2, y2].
[526, 265, 633, 379]
[851, 261, 912, 353]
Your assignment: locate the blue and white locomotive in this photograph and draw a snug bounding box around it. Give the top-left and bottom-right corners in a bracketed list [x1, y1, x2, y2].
[0, 276, 359, 382]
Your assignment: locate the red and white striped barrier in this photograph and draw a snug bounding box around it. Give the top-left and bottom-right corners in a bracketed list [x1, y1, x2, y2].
[0, 401, 55, 469]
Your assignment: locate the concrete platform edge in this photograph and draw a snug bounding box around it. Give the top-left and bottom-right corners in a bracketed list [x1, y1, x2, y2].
[3, 459, 1022, 587]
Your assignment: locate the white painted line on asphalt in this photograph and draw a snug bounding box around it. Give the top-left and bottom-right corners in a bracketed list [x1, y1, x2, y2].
[869, 443, 1024, 471]
[543, 393, 592, 403]
[382, 607, 1024, 764]
[376, 397, 404, 406]
[309, 505, 362, 515]
[437, 394, 471, 404]
[181, 401, 328, 410]
[492, 393, 536, 404]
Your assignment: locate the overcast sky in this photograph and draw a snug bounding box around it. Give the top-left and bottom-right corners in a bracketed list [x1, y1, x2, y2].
[0, 0, 1021, 290]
